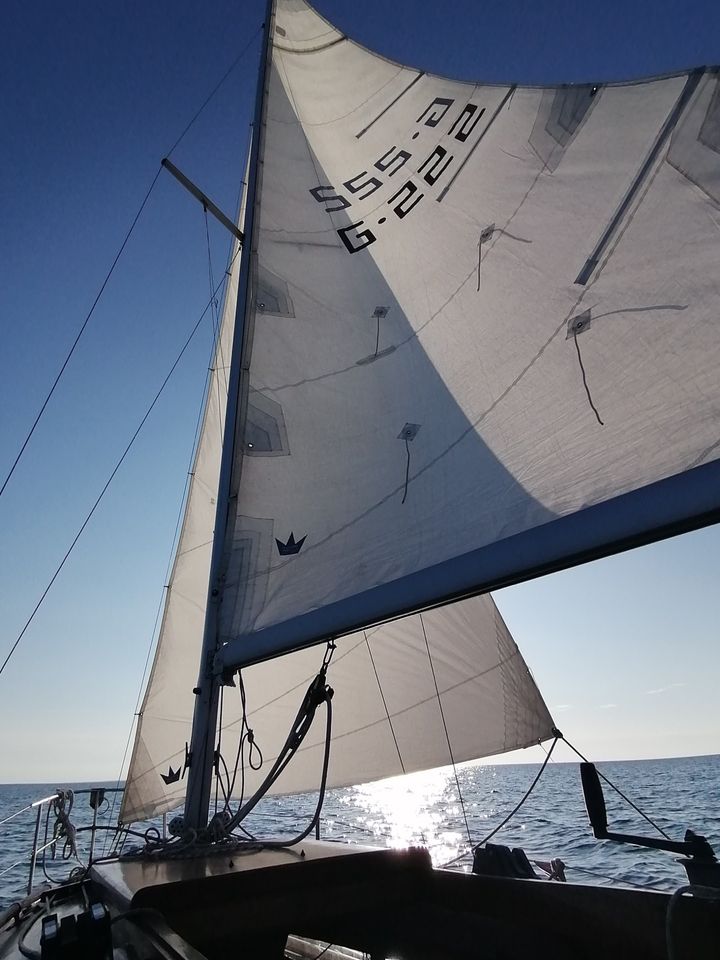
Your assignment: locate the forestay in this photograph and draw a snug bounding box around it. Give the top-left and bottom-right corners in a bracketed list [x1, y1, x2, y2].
[122, 0, 720, 821]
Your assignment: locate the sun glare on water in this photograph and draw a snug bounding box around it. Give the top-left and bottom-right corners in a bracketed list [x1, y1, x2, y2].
[335, 768, 468, 867]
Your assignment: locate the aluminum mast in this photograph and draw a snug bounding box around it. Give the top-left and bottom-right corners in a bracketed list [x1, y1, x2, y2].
[183, 0, 276, 832]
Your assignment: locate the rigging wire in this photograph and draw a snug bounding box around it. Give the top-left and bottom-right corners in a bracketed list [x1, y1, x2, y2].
[440, 736, 559, 869]
[419, 614, 474, 851]
[473, 735, 558, 850]
[120, 649, 335, 858]
[163, 26, 262, 159]
[0, 24, 261, 502]
[557, 732, 672, 840]
[441, 730, 675, 871]
[103, 153, 245, 839]
[203, 207, 229, 445]
[0, 249, 241, 681]
[0, 167, 160, 503]
[564, 862, 655, 890]
[101, 244, 242, 847]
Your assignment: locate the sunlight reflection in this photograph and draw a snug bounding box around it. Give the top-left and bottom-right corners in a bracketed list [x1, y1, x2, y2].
[340, 767, 467, 867]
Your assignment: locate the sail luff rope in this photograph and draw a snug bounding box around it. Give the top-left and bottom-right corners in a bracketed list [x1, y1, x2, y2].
[0, 250, 241, 681]
[0, 26, 261, 503]
[419, 613, 474, 850]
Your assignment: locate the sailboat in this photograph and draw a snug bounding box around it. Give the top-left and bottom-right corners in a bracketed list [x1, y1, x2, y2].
[2, 0, 720, 956]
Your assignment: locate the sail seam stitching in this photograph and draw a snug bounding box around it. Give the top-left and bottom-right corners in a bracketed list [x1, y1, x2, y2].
[364, 631, 407, 775]
[419, 614, 474, 847]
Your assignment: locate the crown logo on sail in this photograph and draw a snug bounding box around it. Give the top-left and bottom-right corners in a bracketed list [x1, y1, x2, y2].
[276, 532, 306, 556]
[161, 766, 182, 785]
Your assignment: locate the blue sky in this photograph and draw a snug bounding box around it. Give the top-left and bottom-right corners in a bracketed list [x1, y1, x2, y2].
[0, 0, 718, 782]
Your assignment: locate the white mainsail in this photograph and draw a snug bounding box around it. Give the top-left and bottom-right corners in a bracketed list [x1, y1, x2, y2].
[219, 2, 720, 667]
[122, 0, 720, 821]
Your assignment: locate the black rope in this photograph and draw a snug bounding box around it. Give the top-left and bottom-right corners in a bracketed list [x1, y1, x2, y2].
[221, 646, 335, 837]
[224, 670, 264, 812]
[419, 614, 474, 850]
[473, 735, 558, 848]
[441, 736, 560, 867]
[573, 332, 604, 426]
[401, 437, 411, 504]
[0, 26, 261, 504]
[559, 733, 671, 840]
[214, 685, 225, 815]
[0, 249, 241, 680]
[17, 908, 44, 960]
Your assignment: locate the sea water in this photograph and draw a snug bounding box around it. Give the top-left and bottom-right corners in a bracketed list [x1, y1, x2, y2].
[1, 754, 718, 910]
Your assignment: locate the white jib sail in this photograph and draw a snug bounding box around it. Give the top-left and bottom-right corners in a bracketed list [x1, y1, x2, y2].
[124, 589, 553, 821]
[123, 0, 719, 821]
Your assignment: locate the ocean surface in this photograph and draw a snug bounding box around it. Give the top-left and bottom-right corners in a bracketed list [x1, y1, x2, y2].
[1, 754, 718, 909]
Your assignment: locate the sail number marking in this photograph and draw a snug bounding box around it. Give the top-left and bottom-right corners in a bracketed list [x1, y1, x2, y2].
[309, 97, 486, 254]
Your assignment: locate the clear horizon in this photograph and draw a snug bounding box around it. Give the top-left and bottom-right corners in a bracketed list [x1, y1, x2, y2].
[1, 752, 718, 791]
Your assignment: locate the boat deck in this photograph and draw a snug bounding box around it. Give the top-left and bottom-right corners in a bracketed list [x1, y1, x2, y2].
[91, 840, 431, 957]
[88, 840, 720, 959]
[3, 842, 717, 959]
